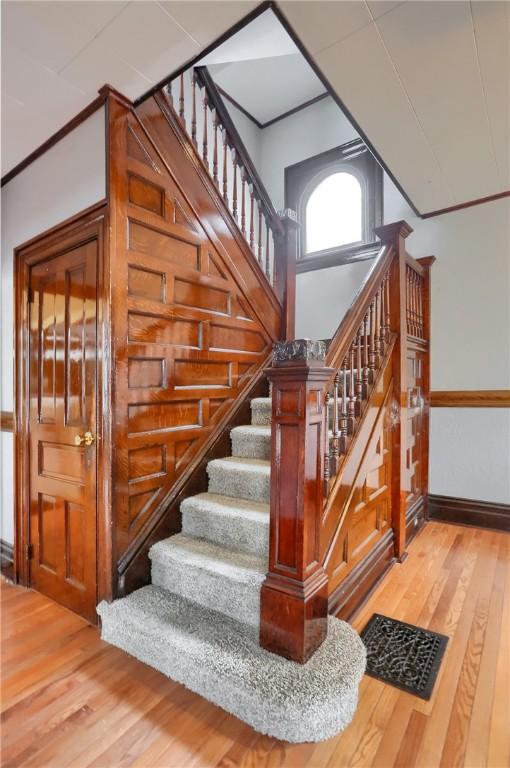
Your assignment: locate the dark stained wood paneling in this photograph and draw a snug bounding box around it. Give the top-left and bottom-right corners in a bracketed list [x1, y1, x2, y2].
[109, 103, 280, 587]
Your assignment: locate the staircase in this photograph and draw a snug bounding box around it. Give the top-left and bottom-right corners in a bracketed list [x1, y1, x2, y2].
[96, 69, 434, 744]
[99, 393, 366, 743]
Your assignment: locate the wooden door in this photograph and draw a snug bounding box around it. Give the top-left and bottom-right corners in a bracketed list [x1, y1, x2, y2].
[28, 239, 98, 622]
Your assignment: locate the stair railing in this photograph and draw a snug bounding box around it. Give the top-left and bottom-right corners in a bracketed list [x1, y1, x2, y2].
[260, 220, 436, 663]
[161, 66, 297, 335]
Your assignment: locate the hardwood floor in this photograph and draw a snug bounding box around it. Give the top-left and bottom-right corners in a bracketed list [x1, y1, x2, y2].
[1, 521, 508, 767]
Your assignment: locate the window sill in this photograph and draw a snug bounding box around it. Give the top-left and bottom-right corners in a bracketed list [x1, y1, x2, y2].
[296, 241, 381, 274]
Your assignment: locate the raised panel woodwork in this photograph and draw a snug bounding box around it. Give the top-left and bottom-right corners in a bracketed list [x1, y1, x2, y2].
[128, 266, 166, 303]
[128, 358, 165, 388]
[128, 220, 200, 271]
[174, 278, 230, 315]
[128, 313, 201, 348]
[127, 400, 201, 434]
[323, 369, 393, 597]
[405, 345, 426, 510]
[128, 173, 165, 216]
[110, 108, 277, 569]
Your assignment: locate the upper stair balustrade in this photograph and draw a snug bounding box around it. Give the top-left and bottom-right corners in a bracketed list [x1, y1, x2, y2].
[162, 67, 286, 301]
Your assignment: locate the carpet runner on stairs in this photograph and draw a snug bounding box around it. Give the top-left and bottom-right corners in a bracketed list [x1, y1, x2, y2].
[98, 395, 366, 743]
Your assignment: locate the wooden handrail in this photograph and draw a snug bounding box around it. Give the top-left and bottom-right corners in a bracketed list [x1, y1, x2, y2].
[194, 67, 283, 236]
[326, 243, 395, 373]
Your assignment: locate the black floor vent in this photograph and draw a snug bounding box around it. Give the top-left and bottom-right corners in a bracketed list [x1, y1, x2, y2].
[360, 613, 448, 700]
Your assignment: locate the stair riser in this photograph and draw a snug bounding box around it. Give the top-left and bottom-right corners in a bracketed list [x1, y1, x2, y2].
[231, 432, 271, 460]
[251, 402, 271, 426]
[207, 466, 270, 504]
[182, 507, 269, 557]
[151, 556, 261, 632]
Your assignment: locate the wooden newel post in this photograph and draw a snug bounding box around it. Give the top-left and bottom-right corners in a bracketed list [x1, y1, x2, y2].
[274, 209, 298, 341]
[260, 339, 334, 663]
[374, 221, 412, 561]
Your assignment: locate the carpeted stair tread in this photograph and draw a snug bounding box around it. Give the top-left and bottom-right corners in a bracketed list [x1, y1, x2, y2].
[150, 534, 265, 629]
[207, 456, 270, 503]
[98, 585, 367, 743]
[250, 397, 271, 426]
[231, 425, 271, 460]
[181, 492, 269, 556]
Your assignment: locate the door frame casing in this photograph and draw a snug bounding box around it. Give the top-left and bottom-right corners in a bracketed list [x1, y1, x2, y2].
[14, 200, 112, 609]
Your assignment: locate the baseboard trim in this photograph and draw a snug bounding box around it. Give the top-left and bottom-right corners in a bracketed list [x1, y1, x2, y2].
[429, 494, 510, 532]
[406, 496, 427, 544]
[329, 530, 396, 621]
[1, 538, 15, 581]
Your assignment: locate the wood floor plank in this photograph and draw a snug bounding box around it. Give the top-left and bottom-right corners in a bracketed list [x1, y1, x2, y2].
[1, 523, 507, 768]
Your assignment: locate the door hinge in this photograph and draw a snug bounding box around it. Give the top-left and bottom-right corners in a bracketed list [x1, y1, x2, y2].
[26, 543, 34, 560]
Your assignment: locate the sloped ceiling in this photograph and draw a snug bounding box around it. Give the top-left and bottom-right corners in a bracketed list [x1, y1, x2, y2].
[2, 1, 509, 215]
[1, 0, 258, 175]
[279, 0, 510, 212]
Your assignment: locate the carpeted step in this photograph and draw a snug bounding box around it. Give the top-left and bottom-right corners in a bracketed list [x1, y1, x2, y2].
[231, 424, 271, 460]
[181, 493, 269, 557]
[98, 585, 366, 743]
[207, 456, 270, 503]
[150, 534, 265, 631]
[250, 397, 271, 426]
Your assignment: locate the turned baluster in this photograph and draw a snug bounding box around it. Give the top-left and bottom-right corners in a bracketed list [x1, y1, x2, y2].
[340, 358, 349, 452]
[249, 189, 255, 252]
[212, 111, 219, 186]
[324, 393, 331, 491]
[232, 152, 238, 221]
[368, 299, 376, 380]
[202, 90, 209, 169]
[222, 131, 229, 205]
[347, 340, 356, 429]
[384, 271, 391, 341]
[179, 73, 185, 125]
[409, 268, 417, 336]
[331, 373, 340, 470]
[413, 272, 419, 336]
[378, 284, 386, 355]
[417, 274, 423, 337]
[374, 287, 382, 360]
[265, 219, 271, 280]
[241, 173, 246, 238]
[362, 310, 370, 396]
[355, 327, 363, 415]
[258, 207, 263, 265]
[191, 72, 197, 147]
[166, 81, 173, 106]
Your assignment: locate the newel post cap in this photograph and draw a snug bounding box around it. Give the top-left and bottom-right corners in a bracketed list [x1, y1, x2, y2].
[271, 339, 327, 367]
[374, 220, 413, 244]
[277, 208, 300, 229]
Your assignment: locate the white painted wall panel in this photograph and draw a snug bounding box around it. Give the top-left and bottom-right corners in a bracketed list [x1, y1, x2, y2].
[0, 107, 106, 544]
[430, 408, 510, 504]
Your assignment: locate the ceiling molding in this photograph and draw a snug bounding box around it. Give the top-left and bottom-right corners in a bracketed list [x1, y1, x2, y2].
[218, 85, 330, 130]
[421, 191, 510, 220]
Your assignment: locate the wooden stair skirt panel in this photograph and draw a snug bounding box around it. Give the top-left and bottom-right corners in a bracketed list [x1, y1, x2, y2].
[105, 89, 288, 598]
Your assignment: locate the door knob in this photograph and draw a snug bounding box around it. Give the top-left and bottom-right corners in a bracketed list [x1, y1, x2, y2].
[74, 431, 95, 447]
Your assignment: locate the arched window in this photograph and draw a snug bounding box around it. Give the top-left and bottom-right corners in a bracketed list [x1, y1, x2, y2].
[285, 139, 383, 272]
[305, 172, 362, 254]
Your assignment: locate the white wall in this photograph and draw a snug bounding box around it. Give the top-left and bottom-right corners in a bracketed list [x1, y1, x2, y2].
[0, 107, 106, 544]
[230, 95, 510, 506]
